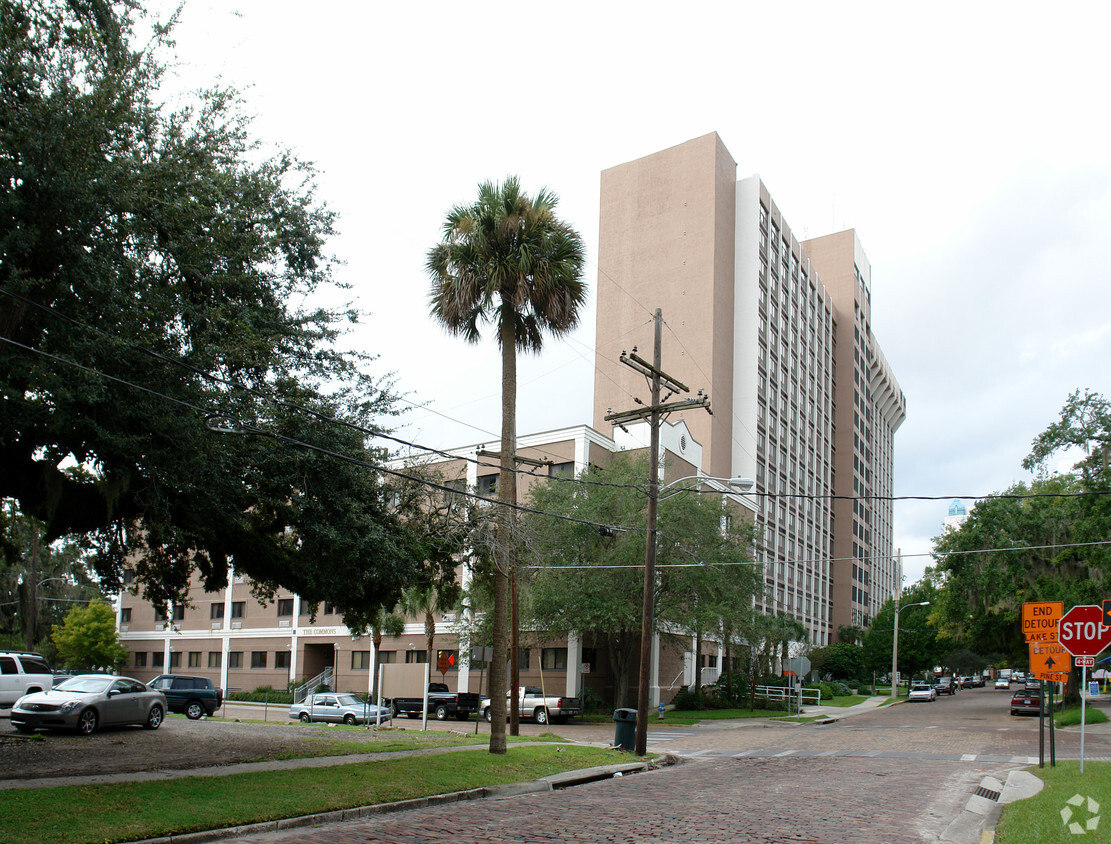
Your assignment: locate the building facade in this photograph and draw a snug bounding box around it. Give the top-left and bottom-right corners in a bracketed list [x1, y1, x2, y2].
[592, 133, 906, 645]
[116, 423, 737, 707]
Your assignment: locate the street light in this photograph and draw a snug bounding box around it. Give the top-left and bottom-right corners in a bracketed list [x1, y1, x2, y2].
[891, 600, 930, 699]
[658, 475, 755, 499]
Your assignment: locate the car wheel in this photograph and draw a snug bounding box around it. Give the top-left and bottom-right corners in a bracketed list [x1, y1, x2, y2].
[299, 712, 311, 723]
[343, 714, 357, 725]
[434, 704, 449, 721]
[390, 703, 400, 719]
[484, 707, 492, 723]
[185, 700, 205, 720]
[144, 705, 164, 730]
[534, 707, 549, 725]
[77, 708, 98, 736]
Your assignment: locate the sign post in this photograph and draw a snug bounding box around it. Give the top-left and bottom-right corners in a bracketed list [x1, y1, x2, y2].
[1024, 601, 1065, 768]
[1057, 605, 1111, 773]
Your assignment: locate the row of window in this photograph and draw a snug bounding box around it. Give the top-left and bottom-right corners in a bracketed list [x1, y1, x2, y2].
[131, 599, 340, 625]
[131, 647, 580, 673]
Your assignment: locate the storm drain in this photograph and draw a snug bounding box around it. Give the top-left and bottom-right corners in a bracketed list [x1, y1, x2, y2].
[974, 785, 1001, 801]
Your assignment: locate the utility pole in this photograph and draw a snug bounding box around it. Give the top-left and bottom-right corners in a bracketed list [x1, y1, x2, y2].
[604, 309, 710, 757]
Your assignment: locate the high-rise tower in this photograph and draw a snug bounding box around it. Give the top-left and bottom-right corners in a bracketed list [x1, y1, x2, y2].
[594, 133, 905, 645]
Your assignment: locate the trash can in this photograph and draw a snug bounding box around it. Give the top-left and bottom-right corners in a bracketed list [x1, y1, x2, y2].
[613, 707, 637, 751]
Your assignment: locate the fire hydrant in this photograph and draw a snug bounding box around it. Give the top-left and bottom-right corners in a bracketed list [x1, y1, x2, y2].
[657, 701, 665, 720]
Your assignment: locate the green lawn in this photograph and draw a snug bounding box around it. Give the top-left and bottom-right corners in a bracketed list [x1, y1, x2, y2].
[0, 745, 624, 844]
[995, 761, 1111, 843]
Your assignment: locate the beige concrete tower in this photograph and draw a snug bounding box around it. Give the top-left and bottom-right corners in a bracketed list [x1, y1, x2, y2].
[593, 133, 739, 480]
[594, 134, 905, 646]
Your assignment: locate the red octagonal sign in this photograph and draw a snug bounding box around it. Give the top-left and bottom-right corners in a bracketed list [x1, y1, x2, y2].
[1058, 605, 1111, 657]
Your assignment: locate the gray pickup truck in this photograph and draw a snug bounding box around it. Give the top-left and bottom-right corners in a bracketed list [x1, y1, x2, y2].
[148, 674, 223, 719]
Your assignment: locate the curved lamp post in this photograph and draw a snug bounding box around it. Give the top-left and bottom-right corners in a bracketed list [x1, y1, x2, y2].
[890, 600, 930, 699]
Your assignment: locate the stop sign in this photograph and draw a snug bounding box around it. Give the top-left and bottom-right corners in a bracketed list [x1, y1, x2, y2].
[1058, 605, 1111, 657]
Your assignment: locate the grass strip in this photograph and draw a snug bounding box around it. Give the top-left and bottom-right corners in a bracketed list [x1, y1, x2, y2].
[994, 761, 1111, 843]
[0, 745, 621, 844]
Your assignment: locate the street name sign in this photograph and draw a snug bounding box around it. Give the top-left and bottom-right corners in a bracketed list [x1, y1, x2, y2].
[1058, 605, 1111, 657]
[1029, 640, 1070, 682]
[1022, 601, 1064, 643]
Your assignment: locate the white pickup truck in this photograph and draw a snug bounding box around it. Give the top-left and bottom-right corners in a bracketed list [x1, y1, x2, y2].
[481, 685, 581, 725]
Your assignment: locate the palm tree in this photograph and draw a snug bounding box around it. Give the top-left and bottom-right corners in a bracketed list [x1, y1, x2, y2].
[427, 176, 586, 753]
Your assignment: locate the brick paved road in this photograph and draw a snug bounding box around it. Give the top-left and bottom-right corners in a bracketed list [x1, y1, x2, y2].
[219, 755, 1006, 844]
[220, 688, 1093, 843]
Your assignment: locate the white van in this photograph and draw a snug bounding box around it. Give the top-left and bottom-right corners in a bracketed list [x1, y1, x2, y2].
[0, 651, 54, 707]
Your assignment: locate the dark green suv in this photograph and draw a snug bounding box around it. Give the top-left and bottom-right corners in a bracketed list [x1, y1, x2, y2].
[149, 674, 223, 719]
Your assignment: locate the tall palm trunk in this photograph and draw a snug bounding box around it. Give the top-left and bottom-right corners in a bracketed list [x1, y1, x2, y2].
[489, 313, 518, 754]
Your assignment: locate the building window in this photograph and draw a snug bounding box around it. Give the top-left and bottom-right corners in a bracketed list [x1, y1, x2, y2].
[231, 602, 245, 619]
[134, 652, 146, 668]
[378, 650, 396, 664]
[169, 652, 181, 668]
[173, 605, 185, 621]
[300, 602, 318, 617]
[277, 598, 294, 617]
[476, 474, 497, 496]
[323, 603, 337, 615]
[228, 652, 242, 669]
[251, 651, 267, 669]
[351, 651, 371, 670]
[154, 607, 166, 622]
[153, 652, 165, 668]
[405, 650, 428, 664]
[541, 648, 567, 670]
[121, 607, 132, 623]
[275, 651, 291, 670]
[208, 652, 221, 669]
[211, 603, 225, 620]
[548, 461, 574, 479]
[188, 652, 201, 668]
[518, 648, 530, 671]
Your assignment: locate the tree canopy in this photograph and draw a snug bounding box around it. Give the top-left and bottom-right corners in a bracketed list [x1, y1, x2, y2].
[0, 0, 426, 630]
[51, 601, 128, 671]
[520, 452, 763, 707]
[932, 390, 1111, 666]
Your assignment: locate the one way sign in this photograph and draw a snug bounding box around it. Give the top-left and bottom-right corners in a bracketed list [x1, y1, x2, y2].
[1029, 640, 1070, 683]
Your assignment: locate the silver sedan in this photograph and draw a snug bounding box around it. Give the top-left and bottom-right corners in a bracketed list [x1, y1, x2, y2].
[289, 693, 392, 725]
[11, 674, 166, 735]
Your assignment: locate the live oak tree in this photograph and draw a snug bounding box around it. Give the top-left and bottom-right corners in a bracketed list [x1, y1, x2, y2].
[520, 452, 762, 708]
[932, 390, 1111, 698]
[0, 1, 428, 630]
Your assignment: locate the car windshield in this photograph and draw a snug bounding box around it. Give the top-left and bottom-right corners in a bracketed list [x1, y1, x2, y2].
[334, 694, 363, 707]
[910, 685, 930, 691]
[55, 677, 112, 694]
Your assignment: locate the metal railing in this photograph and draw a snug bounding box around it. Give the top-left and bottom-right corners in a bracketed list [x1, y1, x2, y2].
[754, 684, 822, 705]
[292, 667, 333, 704]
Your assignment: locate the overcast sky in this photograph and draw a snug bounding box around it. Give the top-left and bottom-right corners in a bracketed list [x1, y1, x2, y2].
[155, 1, 1111, 586]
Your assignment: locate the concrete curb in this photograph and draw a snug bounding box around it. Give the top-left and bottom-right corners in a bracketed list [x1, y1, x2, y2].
[123, 757, 671, 844]
[939, 769, 1043, 843]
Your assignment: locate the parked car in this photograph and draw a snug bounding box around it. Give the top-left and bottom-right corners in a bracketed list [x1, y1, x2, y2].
[482, 686, 583, 725]
[934, 676, 957, 696]
[148, 674, 223, 719]
[0, 651, 54, 708]
[10, 674, 165, 735]
[907, 683, 936, 702]
[1010, 686, 1042, 716]
[387, 683, 481, 721]
[290, 693, 392, 725]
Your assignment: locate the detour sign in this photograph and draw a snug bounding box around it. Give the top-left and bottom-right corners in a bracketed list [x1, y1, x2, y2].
[1022, 601, 1064, 643]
